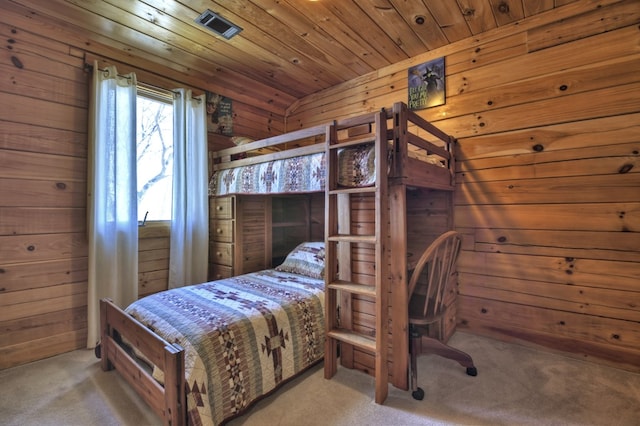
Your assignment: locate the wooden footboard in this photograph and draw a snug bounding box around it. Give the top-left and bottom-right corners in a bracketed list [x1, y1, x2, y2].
[99, 298, 186, 426]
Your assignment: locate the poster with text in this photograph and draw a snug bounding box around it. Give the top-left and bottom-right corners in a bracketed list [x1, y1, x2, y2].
[206, 92, 233, 135]
[407, 57, 445, 110]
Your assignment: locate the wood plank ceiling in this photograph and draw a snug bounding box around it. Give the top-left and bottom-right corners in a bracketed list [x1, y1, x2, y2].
[7, 0, 578, 109]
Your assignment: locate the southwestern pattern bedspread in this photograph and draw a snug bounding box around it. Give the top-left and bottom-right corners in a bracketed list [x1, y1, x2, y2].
[125, 269, 325, 425]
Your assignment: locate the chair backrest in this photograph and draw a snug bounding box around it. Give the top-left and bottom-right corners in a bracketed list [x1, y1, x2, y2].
[408, 231, 462, 323]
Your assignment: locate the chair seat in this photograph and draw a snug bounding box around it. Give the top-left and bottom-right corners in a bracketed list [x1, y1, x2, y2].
[408, 294, 444, 326]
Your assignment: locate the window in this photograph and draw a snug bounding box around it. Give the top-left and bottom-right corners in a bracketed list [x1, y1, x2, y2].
[136, 86, 174, 222]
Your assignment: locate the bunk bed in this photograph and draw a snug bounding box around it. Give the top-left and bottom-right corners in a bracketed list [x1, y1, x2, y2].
[98, 102, 456, 424]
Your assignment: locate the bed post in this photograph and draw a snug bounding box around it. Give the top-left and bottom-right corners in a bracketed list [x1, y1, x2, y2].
[99, 298, 113, 371]
[163, 344, 186, 426]
[390, 102, 409, 391]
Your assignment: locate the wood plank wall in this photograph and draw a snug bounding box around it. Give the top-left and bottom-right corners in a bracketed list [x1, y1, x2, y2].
[0, 3, 286, 369]
[286, 0, 640, 372]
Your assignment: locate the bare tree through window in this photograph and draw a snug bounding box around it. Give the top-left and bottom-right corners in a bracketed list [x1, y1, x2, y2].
[137, 94, 173, 222]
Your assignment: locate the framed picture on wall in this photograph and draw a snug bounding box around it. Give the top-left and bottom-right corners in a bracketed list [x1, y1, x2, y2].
[407, 57, 445, 110]
[206, 92, 233, 135]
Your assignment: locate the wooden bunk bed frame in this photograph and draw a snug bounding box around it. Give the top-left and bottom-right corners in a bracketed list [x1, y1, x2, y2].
[98, 101, 456, 424]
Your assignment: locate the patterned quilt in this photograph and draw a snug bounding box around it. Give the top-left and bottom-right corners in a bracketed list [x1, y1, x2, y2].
[125, 269, 325, 425]
[209, 144, 376, 196]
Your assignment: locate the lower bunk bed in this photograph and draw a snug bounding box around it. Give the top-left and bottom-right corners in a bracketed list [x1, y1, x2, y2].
[99, 242, 326, 426]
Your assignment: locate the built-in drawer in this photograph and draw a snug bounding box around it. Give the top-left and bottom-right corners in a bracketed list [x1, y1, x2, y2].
[211, 196, 233, 219]
[441, 303, 457, 342]
[211, 219, 233, 243]
[209, 264, 233, 281]
[210, 242, 233, 266]
[443, 278, 457, 307]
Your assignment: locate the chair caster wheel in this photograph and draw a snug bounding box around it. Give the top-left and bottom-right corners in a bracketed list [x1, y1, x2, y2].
[412, 387, 424, 400]
[466, 367, 477, 376]
[95, 344, 102, 359]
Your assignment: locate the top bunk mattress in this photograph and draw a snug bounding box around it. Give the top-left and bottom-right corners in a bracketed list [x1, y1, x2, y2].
[209, 144, 377, 196]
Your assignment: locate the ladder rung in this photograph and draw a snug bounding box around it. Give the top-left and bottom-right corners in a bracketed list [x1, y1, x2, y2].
[328, 281, 376, 297]
[329, 186, 376, 195]
[327, 234, 376, 244]
[327, 329, 376, 352]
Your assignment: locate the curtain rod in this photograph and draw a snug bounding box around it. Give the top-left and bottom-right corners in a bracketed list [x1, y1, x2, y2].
[87, 62, 203, 102]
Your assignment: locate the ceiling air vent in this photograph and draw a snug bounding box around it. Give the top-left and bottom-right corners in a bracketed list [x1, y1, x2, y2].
[195, 10, 242, 40]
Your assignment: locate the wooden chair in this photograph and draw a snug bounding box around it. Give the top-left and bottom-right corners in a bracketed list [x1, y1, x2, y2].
[408, 231, 477, 400]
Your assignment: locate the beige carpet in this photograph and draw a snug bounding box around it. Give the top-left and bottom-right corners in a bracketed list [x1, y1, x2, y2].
[1, 332, 639, 426]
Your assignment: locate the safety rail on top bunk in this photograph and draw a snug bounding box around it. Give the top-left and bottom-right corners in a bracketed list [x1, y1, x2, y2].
[392, 102, 456, 190]
[210, 123, 332, 171]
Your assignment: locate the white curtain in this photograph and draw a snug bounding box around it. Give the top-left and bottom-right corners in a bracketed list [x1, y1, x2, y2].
[169, 89, 209, 289]
[86, 62, 138, 348]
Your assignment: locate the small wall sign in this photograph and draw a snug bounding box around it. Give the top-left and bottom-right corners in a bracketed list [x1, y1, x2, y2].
[206, 92, 233, 135]
[408, 57, 445, 110]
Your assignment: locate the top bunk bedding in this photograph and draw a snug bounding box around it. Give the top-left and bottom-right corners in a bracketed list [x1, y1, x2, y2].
[210, 143, 377, 196]
[208, 144, 446, 196]
[208, 102, 455, 196]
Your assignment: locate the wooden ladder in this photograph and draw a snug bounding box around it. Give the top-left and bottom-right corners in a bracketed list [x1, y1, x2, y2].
[324, 109, 390, 404]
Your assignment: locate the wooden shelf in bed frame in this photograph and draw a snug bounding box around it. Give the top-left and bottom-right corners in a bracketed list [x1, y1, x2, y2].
[208, 195, 272, 281]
